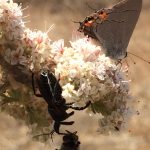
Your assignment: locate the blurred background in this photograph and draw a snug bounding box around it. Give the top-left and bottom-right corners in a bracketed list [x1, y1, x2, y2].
[0, 0, 150, 149]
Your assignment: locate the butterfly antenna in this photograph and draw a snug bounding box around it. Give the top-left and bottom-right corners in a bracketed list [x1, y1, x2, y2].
[127, 54, 136, 65]
[128, 52, 150, 64]
[85, 1, 97, 11]
[71, 20, 81, 24]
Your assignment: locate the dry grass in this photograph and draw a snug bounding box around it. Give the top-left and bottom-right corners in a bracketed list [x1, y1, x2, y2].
[0, 0, 150, 149]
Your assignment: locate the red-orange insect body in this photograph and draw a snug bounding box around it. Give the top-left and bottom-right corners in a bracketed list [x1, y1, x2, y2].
[98, 10, 109, 21]
[84, 20, 94, 27]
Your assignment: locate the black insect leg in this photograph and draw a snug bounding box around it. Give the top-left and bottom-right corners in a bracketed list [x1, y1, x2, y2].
[115, 59, 123, 71]
[67, 110, 75, 116]
[61, 111, 75, 120]
[54, 121, 74, 135]
[60, 121, 75, 125]
[65, 130, 77, 135]
[67, 101, 91, 110]
[32, 73, 42, 97]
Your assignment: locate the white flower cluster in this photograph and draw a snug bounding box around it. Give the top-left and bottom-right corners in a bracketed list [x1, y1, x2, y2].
[0, 1, 54, 69]
[0, 0, 131, 133]
[22, 29, 53, 70]
[0, 0, 24, 43]
[52, 38, 130, 132]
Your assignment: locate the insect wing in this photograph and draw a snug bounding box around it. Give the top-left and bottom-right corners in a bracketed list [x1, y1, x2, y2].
[93, 0, 142, 59]
[83, 25, 97, 39]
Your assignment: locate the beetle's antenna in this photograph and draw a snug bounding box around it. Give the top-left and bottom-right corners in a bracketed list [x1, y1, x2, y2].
[33, 130, 55, 142]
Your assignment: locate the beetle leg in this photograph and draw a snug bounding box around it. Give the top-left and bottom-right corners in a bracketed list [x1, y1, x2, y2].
[53, 121, 62, 135]
[54, 121, 75, 135]
[59, 111, 75, 121]
[67, 111, 74, 117]
[54, 122, 65, 135]
[60, 121, 74, 125]
[65, 130, 77, 135]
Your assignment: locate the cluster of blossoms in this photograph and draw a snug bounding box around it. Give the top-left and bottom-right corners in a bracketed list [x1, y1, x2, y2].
[0, 66, 3, 85]
[0, 0, 24, 44]
[0, 0, 54, 70]
[52, 38, 130, 132]
[0, 0, 131, 134]
[0, 0, 25, 65]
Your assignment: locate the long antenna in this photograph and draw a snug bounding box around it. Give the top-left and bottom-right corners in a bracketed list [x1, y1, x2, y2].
[127, 54, 136, 65]
[128, 52, 150, 64]
[86, 2, 97, 11]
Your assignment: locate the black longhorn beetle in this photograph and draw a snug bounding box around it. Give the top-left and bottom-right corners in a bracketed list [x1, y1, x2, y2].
[32, 69, 91, 137]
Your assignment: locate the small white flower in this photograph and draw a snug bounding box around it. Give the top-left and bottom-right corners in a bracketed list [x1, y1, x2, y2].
[4, 48, 11, 63]
[51, 39, 64, 54]
[0, 66, 3, 85]
[10, 46, 25, 65]
[69, 69, 77, 78]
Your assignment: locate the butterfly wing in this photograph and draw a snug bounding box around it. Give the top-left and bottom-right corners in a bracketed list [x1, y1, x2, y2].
[93, 0, 142, 59]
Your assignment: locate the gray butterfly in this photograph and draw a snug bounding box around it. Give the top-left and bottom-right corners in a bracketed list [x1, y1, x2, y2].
[77, 0, 142, 60]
